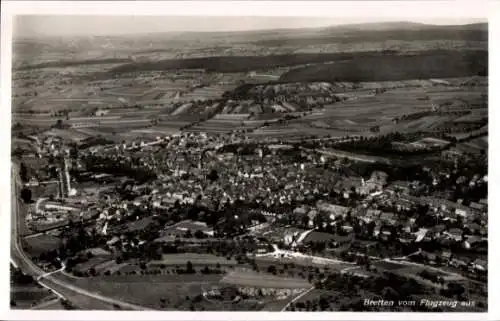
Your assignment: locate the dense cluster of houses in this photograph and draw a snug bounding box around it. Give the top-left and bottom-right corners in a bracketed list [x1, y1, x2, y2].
[24, 125, 488, 285]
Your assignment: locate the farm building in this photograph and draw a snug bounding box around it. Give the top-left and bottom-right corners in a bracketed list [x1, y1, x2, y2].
[471, 259, 487, 272]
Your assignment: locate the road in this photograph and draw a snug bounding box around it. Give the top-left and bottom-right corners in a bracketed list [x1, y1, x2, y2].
[346, 251, 467, 281]
[280, 287, 315, 312]
[11, 162, 152, 310]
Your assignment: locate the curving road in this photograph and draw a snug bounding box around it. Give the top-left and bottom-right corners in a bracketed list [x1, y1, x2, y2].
[280, 286, 315, 312]
[11, 162, 152, 310]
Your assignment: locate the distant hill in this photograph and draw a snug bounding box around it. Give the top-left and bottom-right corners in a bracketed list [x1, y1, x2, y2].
[166, 21, 488, 42]
[320, 21, 487, 32]
[104, 49, 487, 82]
[250, 22, 488, 46]
[320, 21, 431, 32]
[119, 21, 488, 44]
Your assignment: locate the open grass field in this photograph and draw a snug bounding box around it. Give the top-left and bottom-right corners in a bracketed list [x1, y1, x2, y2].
[10, 286, 54, 306]
[221, 270, 312, 289]
[65, 273, 224, 309]
[302, 231, 354, 244]
[251, 124, 345, 139]
[125, 127, 180, 138]
[73, 127, 113, 137]
[93, 260, 127, 274]
[187, 117, 259, 133]
[453, 110, 487, 123]
[456, 135, 488, 154]
[43, 128, 91, 142]
[22, 234, 62, 258]
[163, 220, 214, 234]
[182, 85, 234, 101]
[102, 86, 153, 97]
[73, 257, 113, 274]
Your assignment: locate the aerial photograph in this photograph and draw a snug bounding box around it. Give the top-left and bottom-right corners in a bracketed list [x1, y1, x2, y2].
[9, 13, 488, 312]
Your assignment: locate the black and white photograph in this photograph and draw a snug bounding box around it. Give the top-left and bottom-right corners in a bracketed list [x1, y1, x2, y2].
[1, 1, 496, 319]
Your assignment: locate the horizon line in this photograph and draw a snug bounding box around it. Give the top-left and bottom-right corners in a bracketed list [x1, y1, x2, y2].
[14, 18, 488, 39]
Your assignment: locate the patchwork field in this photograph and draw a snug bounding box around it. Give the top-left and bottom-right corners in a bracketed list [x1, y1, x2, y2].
[187, 114, 260, 133]
[249, 85, 486, 139]
[124, 127, 181, 139]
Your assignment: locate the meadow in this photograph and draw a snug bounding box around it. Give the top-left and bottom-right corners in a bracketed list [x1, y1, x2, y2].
[65, 273, 225, 310]
[221, 270, 312, 289]
[22, 234, 62, 258]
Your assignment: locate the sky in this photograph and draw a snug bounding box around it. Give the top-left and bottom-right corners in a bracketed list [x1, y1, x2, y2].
[14, 15, 487, 38]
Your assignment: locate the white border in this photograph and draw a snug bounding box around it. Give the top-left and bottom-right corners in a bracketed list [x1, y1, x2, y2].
[1, 2, 14, 318]
[0, 1, 496, 320]
[487, 2, 499, 321]
[1, 1, 491, 19]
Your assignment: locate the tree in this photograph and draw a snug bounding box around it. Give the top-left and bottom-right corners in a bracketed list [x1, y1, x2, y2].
[20, 188, 32, 203]
[186, 261, 195, 274]
[207, 169, 219, 182]
[194, 230, 206, 239]
[19, 162, 28, 182]
[382, 286, 399, 301]
[61, 299, 76, 310]
[267, 265, 277, 275]
[184, 229, 193, 238]
[447, 282, 466, 299]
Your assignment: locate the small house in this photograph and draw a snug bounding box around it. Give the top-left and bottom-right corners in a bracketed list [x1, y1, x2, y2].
[471, 259, 487, 272]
